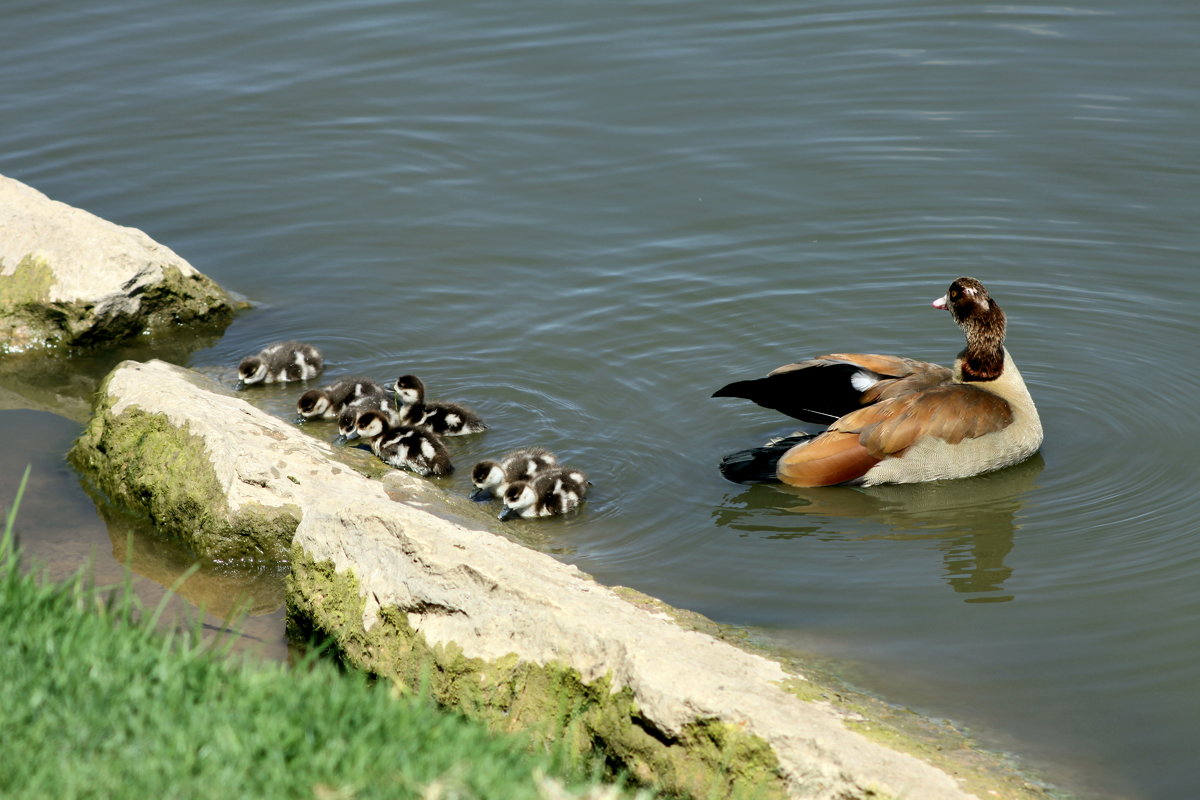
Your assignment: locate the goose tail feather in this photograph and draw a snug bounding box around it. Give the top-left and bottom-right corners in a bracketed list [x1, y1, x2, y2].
[717, 433, 814, 484]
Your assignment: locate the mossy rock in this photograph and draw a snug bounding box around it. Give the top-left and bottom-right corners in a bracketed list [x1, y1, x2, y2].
[0, 255, 239, 355]
[68, 372, 300, 563]
[0, 175, 245, 357]
[286, 549, 790, 800]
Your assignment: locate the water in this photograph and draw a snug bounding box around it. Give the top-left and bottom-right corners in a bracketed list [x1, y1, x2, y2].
[3, 1, 1198, 796]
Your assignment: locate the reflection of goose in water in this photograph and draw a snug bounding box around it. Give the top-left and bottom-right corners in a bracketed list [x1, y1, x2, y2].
[713, 454, 1044, 603]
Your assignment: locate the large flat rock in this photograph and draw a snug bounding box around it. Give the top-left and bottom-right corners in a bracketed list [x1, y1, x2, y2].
[0, 174, 239, 355]
[70, 359, 1050, 800]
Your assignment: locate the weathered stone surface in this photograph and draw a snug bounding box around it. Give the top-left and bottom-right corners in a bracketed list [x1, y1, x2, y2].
[288, 502, 999, 800]
[71, 359, 1048, 800]
[0, 174, 241, 355]
[68, 360, 362, 562]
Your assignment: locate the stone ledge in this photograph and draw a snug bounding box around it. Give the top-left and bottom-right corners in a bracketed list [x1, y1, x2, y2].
[69, 359, 1053, 800]
[0, 175, 241, 356]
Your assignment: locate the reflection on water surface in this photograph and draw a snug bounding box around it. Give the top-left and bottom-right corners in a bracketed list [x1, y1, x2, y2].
[715, 455, 1044, 603]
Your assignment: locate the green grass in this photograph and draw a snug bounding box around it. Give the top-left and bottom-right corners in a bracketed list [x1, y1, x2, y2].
[1, 467, 648, 800]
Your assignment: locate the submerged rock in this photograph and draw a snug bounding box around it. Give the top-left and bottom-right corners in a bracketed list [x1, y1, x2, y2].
[0, 174, 241, 356]
[69, 358, 1048, 800]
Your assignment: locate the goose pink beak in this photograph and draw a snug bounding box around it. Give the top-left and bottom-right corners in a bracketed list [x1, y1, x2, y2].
[932, 294, 948, 310]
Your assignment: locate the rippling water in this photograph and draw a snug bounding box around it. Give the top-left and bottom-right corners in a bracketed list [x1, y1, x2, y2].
[3, 1, 1198, 797]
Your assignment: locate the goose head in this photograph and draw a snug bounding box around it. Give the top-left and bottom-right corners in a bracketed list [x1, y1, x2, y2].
[933, 276, 1007, 382]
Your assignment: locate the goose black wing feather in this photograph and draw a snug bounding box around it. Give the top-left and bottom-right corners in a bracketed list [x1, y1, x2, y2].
[713, 363, 867, 424]
[718, 434, 814, 484]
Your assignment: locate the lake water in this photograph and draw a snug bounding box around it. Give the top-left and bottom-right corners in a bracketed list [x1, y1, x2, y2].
[2, 2, 1198, 797]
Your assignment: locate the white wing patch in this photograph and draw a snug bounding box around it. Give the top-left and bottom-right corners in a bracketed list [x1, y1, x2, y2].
[850, 370, 880, 392]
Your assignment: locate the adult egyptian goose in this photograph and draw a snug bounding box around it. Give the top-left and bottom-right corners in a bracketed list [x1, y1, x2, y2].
[713, 277, 1042, 486]
[237, 341, 323, 387]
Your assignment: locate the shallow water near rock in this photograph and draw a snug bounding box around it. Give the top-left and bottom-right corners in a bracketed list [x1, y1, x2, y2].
[1, 409, 289, 660]
[3, 2, 1199, 797]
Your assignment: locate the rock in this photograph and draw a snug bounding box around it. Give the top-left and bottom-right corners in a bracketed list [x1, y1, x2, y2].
[288, 499, 990, 800]
[0, 174, 241, 356]
[70, 359, 1044, 800]
[68, 360, 398, 562]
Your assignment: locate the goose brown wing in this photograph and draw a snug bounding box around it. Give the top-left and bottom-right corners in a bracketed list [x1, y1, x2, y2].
[776, 384, 1013, 486]
[832, 384, 1015, 457]
[776, 431, 881, 487]
[812, 353, 945, 379]
[816, 354, 954, 405]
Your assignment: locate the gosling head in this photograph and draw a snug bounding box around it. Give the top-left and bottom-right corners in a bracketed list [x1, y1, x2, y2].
[237, 356, 268, 387]
[296, 389, 331, 420]
[392, 374, 425, 406]
[354, 409, 392, 441]
[498, 480, 538, 521]
[469, 460, 504, 501]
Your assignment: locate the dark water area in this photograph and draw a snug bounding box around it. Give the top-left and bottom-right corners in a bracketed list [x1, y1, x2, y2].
[3, 2, 1199, 797]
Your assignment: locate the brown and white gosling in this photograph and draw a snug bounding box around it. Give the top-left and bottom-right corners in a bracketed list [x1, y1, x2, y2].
[296, 376, 386, 422]
[391, 374, 487, 436]
[237, 341, 323, 387]
[354, 409, 453, 477]
[498, 467, 589, 520]
[713, 277, 1043, 486]
[469, 447, 558, 501]
[336, 393, 401, 442]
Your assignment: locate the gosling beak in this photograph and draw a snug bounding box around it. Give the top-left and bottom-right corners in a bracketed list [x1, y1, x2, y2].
[468, 487, 492, 502]
[497, 507, 518, 521]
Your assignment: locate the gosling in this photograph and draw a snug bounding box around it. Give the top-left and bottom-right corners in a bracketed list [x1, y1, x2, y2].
[392, 374, 487, 436]
[238, 341, 323, 387]
[469, 447, 558, 501]
[498, 467, 589, 520]
[296, 376, 385, 421]
[336, 393, 400, 442]
[355, 409, 453, 477]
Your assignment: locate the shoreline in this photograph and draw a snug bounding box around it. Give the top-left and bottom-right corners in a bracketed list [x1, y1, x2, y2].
[58, 358, 1061, 800]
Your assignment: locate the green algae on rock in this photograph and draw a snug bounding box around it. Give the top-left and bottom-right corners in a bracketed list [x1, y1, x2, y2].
[0, 174, 243, 356]
[66, 359, 416, 564]
[65, 361, 335, 563]
[69, 392, 301, 563]
[286, 549, 790, 800]
[285, 495, 1008, 800]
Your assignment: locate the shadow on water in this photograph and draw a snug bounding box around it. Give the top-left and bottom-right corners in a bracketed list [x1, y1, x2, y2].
[711, 454, 1044, 603]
